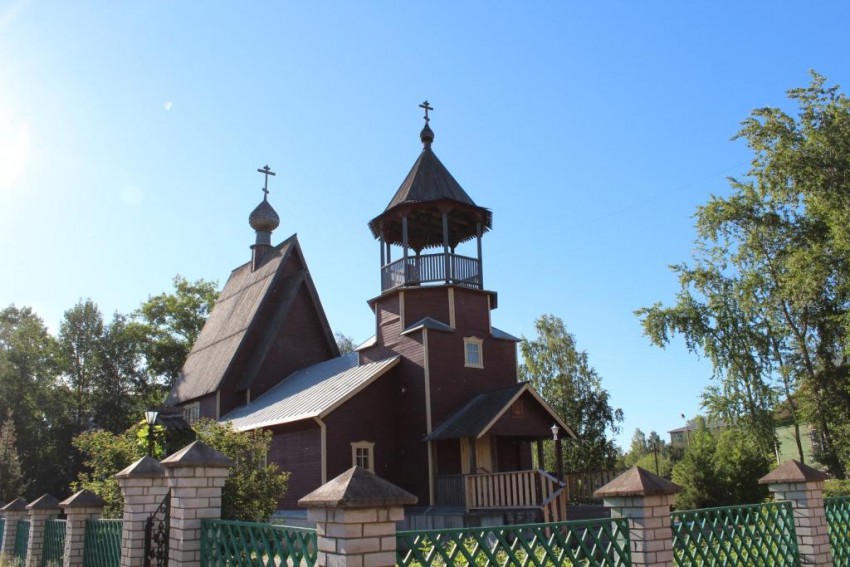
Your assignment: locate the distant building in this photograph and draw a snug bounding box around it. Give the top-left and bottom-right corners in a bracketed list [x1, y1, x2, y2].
[669, 413, 825, 470]
[668, 418, 726, 449]
[166, 107, 575, 519]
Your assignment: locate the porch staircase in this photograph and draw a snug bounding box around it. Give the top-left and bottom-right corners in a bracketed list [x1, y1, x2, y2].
[464, 469, 569, 523]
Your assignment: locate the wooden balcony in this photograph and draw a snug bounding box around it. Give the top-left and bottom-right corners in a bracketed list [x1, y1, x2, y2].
[381, 252, 481, 292]
[435, 469, 568, 523]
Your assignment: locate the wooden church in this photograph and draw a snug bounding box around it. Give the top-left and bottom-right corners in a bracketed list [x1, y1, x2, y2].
[166, 105, 575, 521]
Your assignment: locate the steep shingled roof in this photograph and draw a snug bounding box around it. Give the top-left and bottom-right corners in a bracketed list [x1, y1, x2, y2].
[167, 235, 338, 404]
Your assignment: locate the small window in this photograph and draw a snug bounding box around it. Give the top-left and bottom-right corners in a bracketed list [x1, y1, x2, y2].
[183, 402, 200, 425]
[511, 400, 525, 417]
[351, 441, 375, 472]
[464, 337, 484, 368]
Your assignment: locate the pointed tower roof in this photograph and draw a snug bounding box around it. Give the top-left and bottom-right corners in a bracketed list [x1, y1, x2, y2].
[368, 102, 492, 251]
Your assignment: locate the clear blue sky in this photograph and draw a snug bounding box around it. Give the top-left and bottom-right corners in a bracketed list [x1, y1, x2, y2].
[2, 1, 848, 450]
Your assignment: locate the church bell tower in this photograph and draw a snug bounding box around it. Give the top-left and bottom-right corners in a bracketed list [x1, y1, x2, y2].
[368, 101, 493, 295]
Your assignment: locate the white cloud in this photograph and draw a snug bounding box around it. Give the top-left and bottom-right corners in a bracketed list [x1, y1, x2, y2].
[163, 101, 173, 111]
[119, 184, 144, 206]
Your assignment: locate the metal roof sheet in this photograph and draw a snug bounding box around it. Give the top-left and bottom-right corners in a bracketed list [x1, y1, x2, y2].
[491, 327, 520, 342]
[402, 317, 454, 335]
[222, 354, 400, 430]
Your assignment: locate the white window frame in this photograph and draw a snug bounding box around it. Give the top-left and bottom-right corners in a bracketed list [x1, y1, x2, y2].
[351, 441, 375, 472]
[183, 402, 200, 425]
[464, 337, 484, 369]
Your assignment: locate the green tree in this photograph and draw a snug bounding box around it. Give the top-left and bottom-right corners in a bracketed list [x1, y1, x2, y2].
[135, 276, 218, 389]
[520, 314, 623, 472]
[0, 410, 27, 502]
[672, 419, 771, 509]
[335, 333, 356, 355]
[59, 301, 143, 434]
[637, 73, 850, 476]
[193, 419, 289, 521]
[0, 305, 74, 497]
[72, 427, 144, 517]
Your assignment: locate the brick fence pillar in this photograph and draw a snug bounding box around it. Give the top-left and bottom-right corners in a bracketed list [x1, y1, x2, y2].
[25, 494, 60, 567]
[161, 441, 233, 567]
[59, 489, 105, 567]
[595, 466, 681, 567]
[116, 455, 169, 567]
[761, 459, 833, 566]
[299, 466, 417, 567]
[0, 497, 28, 559]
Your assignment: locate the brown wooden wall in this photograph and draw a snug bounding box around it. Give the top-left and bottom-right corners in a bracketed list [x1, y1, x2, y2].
[250, 281, 337, 399]
[324, 370, 402, 487]
[269, 420, 322, 509]
[488, 392, 558, 437]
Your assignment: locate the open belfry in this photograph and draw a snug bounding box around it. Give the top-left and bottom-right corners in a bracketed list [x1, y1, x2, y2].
[166, 103, 573, 521]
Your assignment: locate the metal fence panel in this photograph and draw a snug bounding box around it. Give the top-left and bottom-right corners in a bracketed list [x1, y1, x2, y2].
[200, 519, 318, 567]
[826, 495, 850, 567]
[397, 517, 632, 567]
[671, 501, 800, 566]
[43, 519, 67, 567]
[14, 519, 30, 561]
[84, 519, 123, 567]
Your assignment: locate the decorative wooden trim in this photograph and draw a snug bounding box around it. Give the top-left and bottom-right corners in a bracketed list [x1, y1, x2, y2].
[464, 336, 484, 369]
[448, 287, 456, 328]
[351, 440, 375, 472]
[314, 417, 327, 483]
[399, 291, 406, 330]
[215, 391, 221, 420]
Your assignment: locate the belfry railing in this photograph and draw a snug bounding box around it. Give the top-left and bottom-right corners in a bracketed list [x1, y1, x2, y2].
[381, 253, 481, 291]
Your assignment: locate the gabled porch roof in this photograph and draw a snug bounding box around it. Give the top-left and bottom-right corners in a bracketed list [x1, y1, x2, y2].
[425, 382, 575, 441]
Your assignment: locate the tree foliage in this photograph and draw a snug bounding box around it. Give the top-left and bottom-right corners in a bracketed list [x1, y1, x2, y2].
[637, 73, 850, 477]
[520, 314, 623, 472]
[0, 410, 27, 502]
[621, 428, 675, 477]
[72, 426, 144, 517]
[193, 419, 289, 521]
[135, 275, 218, 390]
[0, 275, 217, 500]
[672, 419, 771, 509]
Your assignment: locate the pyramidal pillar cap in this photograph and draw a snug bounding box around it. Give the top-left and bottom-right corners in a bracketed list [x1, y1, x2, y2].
[298, 466, 418, 509]
[759, 459, 829, 484]
[594, 466, 681, 499]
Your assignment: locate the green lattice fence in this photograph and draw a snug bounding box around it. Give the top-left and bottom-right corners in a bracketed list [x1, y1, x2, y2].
[14, 519, 30, 561]
[0, 518, 4, 552]
[200, 519, 318, 566]
[671, 501, 799, 566]
[83, 518, 122, 567]
[826, 495, 850, 566]
[397, 517, 631, 566]
[43, 518, 67, 566]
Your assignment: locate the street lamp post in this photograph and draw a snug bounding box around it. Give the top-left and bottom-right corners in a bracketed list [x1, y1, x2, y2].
[144, 410, 159, 457]
[550, 424, 564, 480]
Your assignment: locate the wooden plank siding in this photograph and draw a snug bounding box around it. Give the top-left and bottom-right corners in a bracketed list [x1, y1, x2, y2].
[323, 367, 399, 486]
[268, 421, 322, 509]
[249, 281, 339, 400]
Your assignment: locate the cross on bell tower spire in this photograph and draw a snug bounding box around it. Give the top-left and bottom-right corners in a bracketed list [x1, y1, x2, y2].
[419, 101, 435, 149]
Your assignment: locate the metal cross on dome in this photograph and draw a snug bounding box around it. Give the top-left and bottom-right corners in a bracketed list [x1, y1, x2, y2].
[257, 164, 276, 197]
[419, 100, 434, 123]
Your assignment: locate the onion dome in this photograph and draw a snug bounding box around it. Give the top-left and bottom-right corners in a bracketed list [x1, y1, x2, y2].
[420, 123, 434, 149]
[249, 197, 280, 233]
